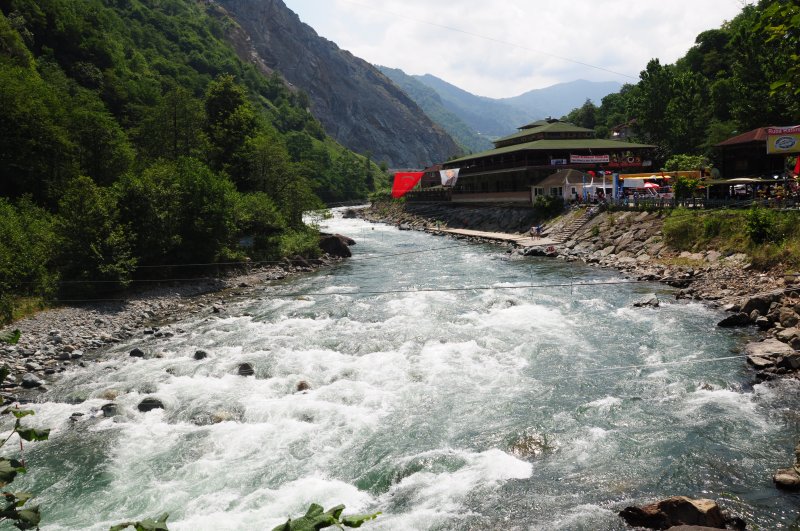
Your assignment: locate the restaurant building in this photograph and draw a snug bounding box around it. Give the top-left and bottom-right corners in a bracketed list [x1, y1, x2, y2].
[427, 119, 654, 204]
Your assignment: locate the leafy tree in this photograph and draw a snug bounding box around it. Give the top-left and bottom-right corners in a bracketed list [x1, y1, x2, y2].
[116, 158, 238, 265]
[563, 99, 597, 130]
[0, 198, 56, 322]
[758, 0, 800, 99]
[204, 74, 258, 179]
[136, 87, 208, 161]
[54, 175, 135, 293]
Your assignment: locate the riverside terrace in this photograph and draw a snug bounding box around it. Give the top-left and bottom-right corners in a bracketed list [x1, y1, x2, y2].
[417, 119, 655, 204]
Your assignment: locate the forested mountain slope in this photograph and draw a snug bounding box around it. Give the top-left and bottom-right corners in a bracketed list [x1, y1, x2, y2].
[216, 0, 461, 168]
[0, 0, 386, 320]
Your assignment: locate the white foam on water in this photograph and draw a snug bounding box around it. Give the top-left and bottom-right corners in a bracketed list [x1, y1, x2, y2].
[584, 396, 623, 414]
[378, 449, 532, 516]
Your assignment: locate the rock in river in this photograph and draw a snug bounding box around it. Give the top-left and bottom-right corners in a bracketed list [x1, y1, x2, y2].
[137, 397, 164, 412]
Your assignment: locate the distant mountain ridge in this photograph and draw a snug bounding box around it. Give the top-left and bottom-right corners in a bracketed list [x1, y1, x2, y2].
[405, 72, 622, 142]
[377, 66, 493, 153]
[216, 0, 460, 167]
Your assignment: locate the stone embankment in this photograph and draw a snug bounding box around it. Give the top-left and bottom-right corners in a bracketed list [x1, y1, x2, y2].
[0, 234, 355, 399]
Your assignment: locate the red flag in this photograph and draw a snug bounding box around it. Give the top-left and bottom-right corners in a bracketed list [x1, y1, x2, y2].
[794, 157, 800, 177]
[391, 171, 424, 198]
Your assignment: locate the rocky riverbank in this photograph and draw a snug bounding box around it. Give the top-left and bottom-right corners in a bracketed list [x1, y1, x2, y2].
[0, 234, 355, 399]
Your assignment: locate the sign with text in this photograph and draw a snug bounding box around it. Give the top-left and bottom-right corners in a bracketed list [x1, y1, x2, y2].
[550, 158, 568, 165]
[767, 125, 800, 154]
[570, 154, 610, 164]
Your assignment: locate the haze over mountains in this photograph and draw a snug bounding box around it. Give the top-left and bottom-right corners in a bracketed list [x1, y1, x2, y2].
[379, 67, 622, 153]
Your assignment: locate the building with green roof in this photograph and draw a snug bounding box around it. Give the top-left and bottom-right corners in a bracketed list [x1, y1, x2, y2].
[424, 119, 654, 204]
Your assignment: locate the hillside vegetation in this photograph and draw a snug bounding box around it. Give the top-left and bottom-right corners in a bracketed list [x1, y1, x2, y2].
[562, 0, 799, 166]
[0, 0, 386, 322]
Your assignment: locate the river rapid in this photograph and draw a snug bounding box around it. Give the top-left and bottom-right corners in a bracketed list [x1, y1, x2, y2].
[10, 212, 800, 530]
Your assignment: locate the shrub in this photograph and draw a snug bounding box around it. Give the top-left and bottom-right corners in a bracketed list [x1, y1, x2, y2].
[745, 207, 778, 244]
[533, 195, 564, 221]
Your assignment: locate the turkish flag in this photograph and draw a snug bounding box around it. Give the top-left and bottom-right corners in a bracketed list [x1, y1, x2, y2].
[391, 171, 424, 198]
[795, 157, 800, 176]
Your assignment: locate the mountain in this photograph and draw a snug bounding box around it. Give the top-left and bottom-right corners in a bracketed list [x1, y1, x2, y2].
[377, 66, 493, 153]
[414, 74, 536, 138]
[501, 80, 623, 120]
[216, 0, 460, 168]
[412, 74, 622, 139]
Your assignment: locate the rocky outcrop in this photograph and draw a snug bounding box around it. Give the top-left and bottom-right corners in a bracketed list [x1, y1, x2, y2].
[319, 233, 354, 258]
[215, 0, 460, 167]
[618, 497, 732, 530]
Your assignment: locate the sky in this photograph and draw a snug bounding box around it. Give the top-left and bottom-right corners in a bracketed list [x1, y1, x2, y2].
[282, 0, 749, 99]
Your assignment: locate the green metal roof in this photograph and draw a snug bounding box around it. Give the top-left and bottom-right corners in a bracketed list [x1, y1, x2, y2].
[494, 122, 596, 145]
[519, 119, 552, 129]
[447, 138, 656, 165]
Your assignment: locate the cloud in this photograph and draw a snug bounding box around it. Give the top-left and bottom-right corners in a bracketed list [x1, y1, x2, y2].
[283, 0, 747, 97]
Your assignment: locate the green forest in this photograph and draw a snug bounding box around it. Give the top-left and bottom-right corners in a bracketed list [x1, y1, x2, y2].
[0, 0, 386, 322]
[562, 0, 799, 168]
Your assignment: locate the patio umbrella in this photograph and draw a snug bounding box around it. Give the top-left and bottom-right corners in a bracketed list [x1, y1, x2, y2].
[643, 182, 660, 188]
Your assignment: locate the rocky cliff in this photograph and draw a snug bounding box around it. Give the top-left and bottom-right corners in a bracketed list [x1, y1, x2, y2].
[215, 0, 461, 168]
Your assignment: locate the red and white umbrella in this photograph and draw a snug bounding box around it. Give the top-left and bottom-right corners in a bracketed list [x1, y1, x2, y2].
[643, 182, 660, 189]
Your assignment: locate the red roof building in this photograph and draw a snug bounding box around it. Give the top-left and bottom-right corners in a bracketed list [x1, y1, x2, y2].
[715, 127, 787, 178]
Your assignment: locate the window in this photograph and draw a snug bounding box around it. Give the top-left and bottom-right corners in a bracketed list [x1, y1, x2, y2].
[532, 187, 544, 197]
[550, 186, 563, 197]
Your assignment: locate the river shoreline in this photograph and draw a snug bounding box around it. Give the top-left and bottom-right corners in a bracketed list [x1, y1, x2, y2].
[0, 255, 348, 399]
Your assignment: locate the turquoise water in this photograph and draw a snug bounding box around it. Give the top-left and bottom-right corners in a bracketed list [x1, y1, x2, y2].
[8, 212, 800, 530]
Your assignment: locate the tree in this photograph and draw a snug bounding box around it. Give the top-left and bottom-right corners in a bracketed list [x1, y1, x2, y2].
[204, 74, 258, 180]
[54, 175, 136, 294]
[137, 86, 208, 161]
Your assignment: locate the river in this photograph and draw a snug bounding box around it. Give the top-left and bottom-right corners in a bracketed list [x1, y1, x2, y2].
[9, 212, 800, 530]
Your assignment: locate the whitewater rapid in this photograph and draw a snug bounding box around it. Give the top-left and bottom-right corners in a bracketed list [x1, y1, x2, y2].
[9, 212, 800, 530]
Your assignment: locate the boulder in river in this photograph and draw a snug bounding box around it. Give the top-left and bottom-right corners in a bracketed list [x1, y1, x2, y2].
[101, 403, 118, 417]
[773, 468, 800, 490]
[137, 397, 164, 412]
[618, 496, 726, 529]
[745, 339, 795, 369]
[740, 290, 784, 316]
[717, 313, 750, 327]
[319, 233, 353, 258]
[21, 373, 44, 389]
[238, 363, 255, 377]
[296, 380, 311, 392]
[633, 294, 660, 308]
[194, 350, 209, 360]
[129, 347, 145, 358]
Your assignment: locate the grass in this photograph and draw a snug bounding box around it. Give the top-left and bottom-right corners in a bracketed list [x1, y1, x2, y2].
[662, 207, 800, 270]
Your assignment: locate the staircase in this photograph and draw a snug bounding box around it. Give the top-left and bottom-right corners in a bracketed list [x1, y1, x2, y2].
[552, 206, 599, 244]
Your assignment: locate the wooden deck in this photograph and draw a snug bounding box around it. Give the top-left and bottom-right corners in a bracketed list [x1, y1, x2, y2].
[439, 228, 558, 247]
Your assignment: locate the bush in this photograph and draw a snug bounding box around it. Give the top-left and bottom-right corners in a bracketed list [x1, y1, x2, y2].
[279, 227, 322, 258]
[533, 195, 564, 221]
[745, 207, 778, 244]
[234, 192, 287, 259]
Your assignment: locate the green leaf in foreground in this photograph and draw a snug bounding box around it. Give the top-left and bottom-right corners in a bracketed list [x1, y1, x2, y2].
[109, 512, 169, 531]
[0, 458, 26, 488]
[272, 504, 380, 531]
[15, 428, 50, 442]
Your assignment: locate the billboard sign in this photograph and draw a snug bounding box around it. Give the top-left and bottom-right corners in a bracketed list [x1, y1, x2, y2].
[767, 126, 800, 154]
[570, 154, 610, 164]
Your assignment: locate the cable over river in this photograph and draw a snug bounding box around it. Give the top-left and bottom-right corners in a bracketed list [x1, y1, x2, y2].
[12, 212, 800, 530]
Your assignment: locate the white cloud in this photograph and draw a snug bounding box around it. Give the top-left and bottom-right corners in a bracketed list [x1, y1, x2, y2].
[283, 0, 748, 98]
